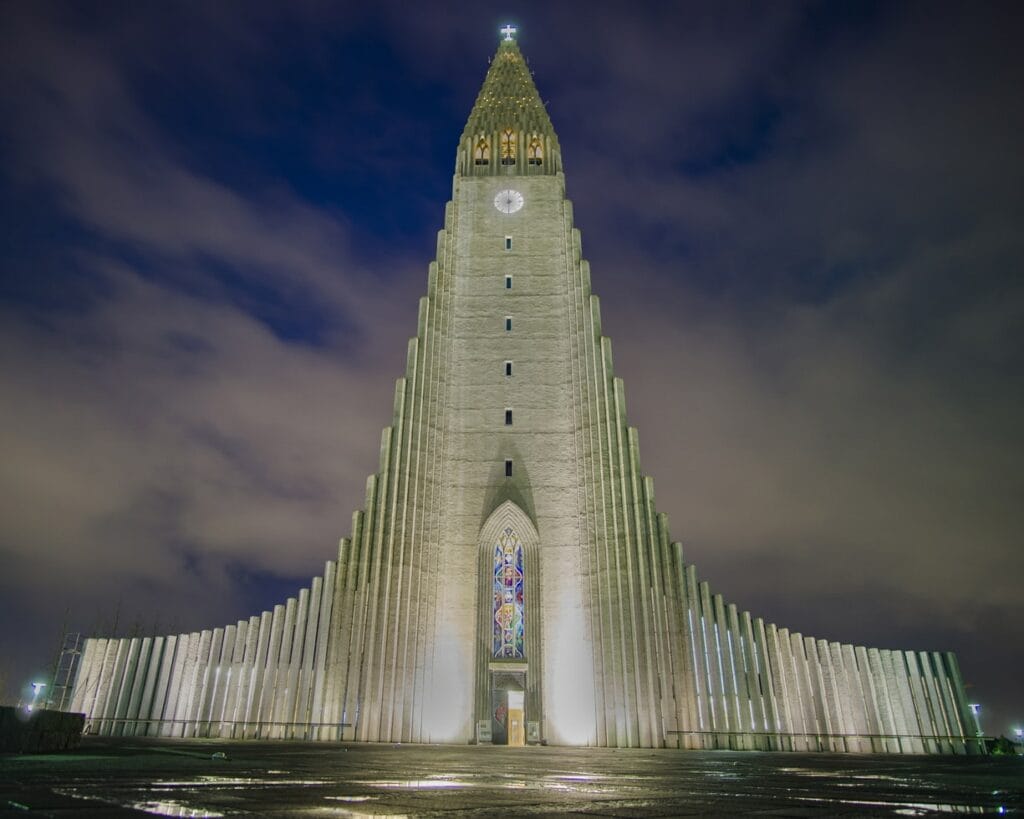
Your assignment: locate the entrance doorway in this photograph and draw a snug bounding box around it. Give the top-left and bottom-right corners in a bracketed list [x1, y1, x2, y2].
[489, 675, 526, 745]
[507, 690, 525, 746]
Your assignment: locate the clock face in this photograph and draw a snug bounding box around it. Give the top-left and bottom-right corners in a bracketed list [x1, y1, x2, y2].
[494, 189, 525, 214]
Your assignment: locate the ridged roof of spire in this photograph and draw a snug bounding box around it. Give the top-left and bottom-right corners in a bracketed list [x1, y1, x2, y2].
[461, 35, 556, 140]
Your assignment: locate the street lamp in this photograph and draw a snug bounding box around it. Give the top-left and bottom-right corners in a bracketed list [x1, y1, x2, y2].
[27, 682, 46, 713]
[968, 703, 983, 738]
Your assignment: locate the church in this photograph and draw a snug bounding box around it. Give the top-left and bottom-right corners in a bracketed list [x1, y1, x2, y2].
[69, 28, 982, 754]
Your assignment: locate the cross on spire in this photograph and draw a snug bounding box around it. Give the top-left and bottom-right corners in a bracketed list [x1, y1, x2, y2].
[500, 24, 517, 42]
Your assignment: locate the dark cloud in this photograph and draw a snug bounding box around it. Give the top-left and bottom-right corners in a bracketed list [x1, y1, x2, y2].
[1, 1, 1021, 735]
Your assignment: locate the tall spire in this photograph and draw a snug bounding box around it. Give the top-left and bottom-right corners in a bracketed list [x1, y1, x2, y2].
[457, 26, 561, 176]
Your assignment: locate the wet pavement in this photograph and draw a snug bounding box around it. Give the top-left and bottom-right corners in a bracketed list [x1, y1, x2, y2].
[1, 737, 1022, 816]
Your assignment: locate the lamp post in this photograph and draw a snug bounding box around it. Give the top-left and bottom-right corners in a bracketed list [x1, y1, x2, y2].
[28, 682, 46, 713]
[1014, 728, 1022, 753]
[968, 703, 983, 748]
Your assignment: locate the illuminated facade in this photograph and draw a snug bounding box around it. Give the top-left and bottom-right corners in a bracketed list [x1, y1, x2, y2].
[70, 30, 982, 754]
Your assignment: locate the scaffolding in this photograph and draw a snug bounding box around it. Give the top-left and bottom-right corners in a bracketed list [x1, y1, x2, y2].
[49, 632, 82, 711]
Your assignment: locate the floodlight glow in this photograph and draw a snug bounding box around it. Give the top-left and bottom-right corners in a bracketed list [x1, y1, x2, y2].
[27, 681, 46, 713]
[423, 622, 470, 743]
[547, 588, 597, 745]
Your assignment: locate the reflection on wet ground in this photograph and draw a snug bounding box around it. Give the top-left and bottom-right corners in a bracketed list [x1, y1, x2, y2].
[1, 737, 1021, 816]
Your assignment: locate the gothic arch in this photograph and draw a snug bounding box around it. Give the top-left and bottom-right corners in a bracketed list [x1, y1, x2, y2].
[474, 500, 543, 743]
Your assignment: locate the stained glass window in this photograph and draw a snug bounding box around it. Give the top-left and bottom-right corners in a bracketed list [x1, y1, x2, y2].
[492, 527, 524, 658]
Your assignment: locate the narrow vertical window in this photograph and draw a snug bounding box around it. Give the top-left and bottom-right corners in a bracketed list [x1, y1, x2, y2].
[504, 459, 513, 477]
[505, 275, 512, 289]
[474, 136, 490, 165]
[505, 236, 512, 250]
[505, 316, 512, 332]
[505, 408, 513, 426]
[500, 128, 516, 165]
[504, 361, 512, 377]
[528, 135, 543, 165]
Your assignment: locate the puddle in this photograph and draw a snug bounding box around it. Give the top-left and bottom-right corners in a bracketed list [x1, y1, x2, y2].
[130, 801, 225, 818]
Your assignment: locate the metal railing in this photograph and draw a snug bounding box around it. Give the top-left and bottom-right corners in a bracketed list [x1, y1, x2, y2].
[666, 728, 986, 754]
[83, 716, 351, 741]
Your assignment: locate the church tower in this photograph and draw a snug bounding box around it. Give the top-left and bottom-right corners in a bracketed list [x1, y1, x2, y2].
[321, 27, 603, 746]
[69, 28, 983, 755]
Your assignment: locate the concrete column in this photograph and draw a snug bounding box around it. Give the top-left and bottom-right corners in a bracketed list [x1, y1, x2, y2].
[714, 598, 740, 748]
[764, 624, 792, 750]
[159, 634, 187, 737]
[798, 636, 825, 751]
[697, 582, 726, 747]
[381, 373, 415, 743]
[811, 639, 841, 751]
[891, 651, 925, 753]
[726, 604, 753, 749]
[610, 379, 651, 748]
[755, 618, 781, 750]
[257, 605, 286, 738]
[244, 614, 272, 738]
[929, 651, 965, 754]
[840, 644, 871, 752]
[919, 651, 954, 753]
[788, 632, 818, 751]
[904, 650, 937, 753]
[210, 626, 234, 737]
[672, 548, 699, 749]
[299, 575, 324, 739]
[137, 636, 165, 737]
[174, 632, 201, 738]
[70, 638, 103, 720]
[224, 619, 253, 738]
[282, 589, 309, 739]
[149, 634, 176, 737]
[195, 628, 222, 738]
[270, 597, 298, 739]
[878, 649, 911, 752]
[311, 561, 337, 738]
[358, 423, 397, 743]
[110, 638, 140, 737]
[124, 637, 152, 736]
[865, 647, 899, 752]
[684, 566, 710, 748]
[741, 612, 767, 750]
[99, 639, 129, 736]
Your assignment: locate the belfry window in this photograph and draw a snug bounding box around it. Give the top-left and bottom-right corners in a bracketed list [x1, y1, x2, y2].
[505, 236, 512, 250]
[505, 360, 513, 376]
[505, 316, 512, 331]
[505, 275, 512, 289]
[528, 135, 543, 165]
[505, 408, 513, 425]
[474, 136, 490, 165]
[504, 459, 513, 477]
[501, 128, 516, 165]
[492, 527, 524, 658]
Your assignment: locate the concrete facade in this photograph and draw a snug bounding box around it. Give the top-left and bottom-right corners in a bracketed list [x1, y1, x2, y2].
[70, 34, 981, 754]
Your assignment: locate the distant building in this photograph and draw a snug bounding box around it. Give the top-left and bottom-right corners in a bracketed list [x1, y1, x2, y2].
[70, 29, 982, 754]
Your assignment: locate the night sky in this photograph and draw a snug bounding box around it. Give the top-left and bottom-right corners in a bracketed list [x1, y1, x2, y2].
[2, 2, 1022, 738]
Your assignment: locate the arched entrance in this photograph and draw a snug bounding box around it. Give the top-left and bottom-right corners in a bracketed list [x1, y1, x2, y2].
[474, 501, 542, 745]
